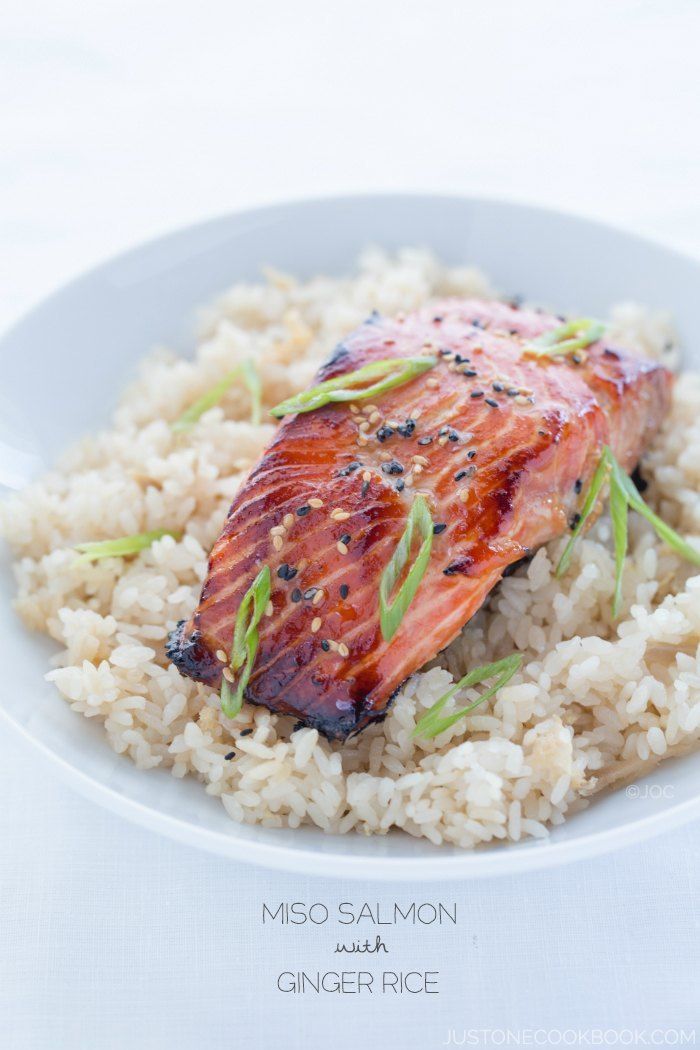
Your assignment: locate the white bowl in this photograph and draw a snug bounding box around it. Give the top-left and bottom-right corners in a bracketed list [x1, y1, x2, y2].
[1, 194, 699, 879]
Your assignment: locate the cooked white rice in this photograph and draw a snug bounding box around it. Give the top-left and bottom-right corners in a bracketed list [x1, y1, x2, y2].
[2, 247, 699, 849]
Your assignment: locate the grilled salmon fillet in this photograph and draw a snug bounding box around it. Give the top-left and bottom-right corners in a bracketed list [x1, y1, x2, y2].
[167, 300, 672, 739]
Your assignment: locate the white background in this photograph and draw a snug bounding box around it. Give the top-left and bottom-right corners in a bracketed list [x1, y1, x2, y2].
[1, 2, 699, 1047]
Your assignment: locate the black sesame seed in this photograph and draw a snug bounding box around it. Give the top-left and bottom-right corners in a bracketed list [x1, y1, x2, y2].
[443, 563, 460, 576]
[455, 353, 466, 364]
[631, 466, 648, 493]
[277, 563, 297, 581]
[433, 523, 447, 535]
[303, 587, 318, 600]
[339, 534, 351, 546]
[296, 505, 311, 516]
[569, 513, 581, 531]
[361, 480, 370, 496]
[509, 328, 519, 335]
[417, 436, 433, 445]
[470, 390, 484, 399]
[240, 728, 254, 737]
[492, 382, 504, 392]
[395, 479, 405, 492]
[321, 640, 330, 652]
[604, 347, 620, 360]
[506, 388, 519, 397]
[448, 430, 459, 442]
[396, 419, 416, 437]
[472, 318, 484, 328]
[438, 347, 451, 356]
[574, 478, 583, 494]
[485, 398, 499, 408]
[338, 461, 362, 477]
[339, 584, 349, 599]
[463, 369, 478, 377]
[571, 353, 582, 365]
[224, 751, 236, 760]
[467, 449, 477, 459]
[454, 469, 468, 481]
[291, 588, 302, 603]
[438, 427, 449, 437]
[538, 429, 548, 438]
[382, 460, 404, 475]
[376, 426, 394, 442]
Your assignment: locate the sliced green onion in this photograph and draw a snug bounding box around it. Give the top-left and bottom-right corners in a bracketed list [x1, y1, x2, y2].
[412, 653, 522, 740]
[612, 458, 700, 568]
[270, 356, 437, 418]
[220, 565, 271, 719]
[557, 445, 700, 618]
[609, 466, 628, 618]
[525, 318, 605, 359]
[74, 528, 182, 563]
[173, 358, 261, 432]
[379, 494, 434, 642]
[556, 448, 612, 578]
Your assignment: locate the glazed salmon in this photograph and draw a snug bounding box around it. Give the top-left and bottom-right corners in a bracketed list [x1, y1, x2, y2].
[167, 300, 672, 739]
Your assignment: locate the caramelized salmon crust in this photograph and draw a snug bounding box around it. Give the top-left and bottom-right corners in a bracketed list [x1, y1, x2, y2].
[167, 299, 672, 739]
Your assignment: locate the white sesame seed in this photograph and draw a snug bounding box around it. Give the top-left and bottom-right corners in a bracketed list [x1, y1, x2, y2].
[438, 435, 448, 446]
[337, 541, 349, 555]
[222, 667, 234, 683]
[331, 508, 350, 521]
[338, 643, 350, 658]
[272, 535, 284, 551]
[311, 617, 322, 633]
[413, 464, 423, 475]
[459, 488, 469, 503]
[265, 601, 273, 617]
[283, 513, 294, 529]
[308, 498, 323, 508]
[379, 451, 392, 462]
[350, 404, 359, 413]
[413, 455, 429, 467]
[358, 420, 370, 432]
[368, 411, 381, 424]
[364, 404, 378, 413]
[362, 470, 371, 482]
[357, 435, 369, 446]
[312, 589, 324, 606]
[216, 649, 227, 663]
[426, 377, 439, 389]
[515, 395, 529, 406]
[270, 525, 286, 537]
[404, 475, 414, 487]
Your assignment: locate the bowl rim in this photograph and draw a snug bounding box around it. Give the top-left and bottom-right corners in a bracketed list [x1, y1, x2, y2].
[2, 191, 700, 879]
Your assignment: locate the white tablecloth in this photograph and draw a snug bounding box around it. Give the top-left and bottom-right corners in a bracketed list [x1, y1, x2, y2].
[1, 2, 699, 1046]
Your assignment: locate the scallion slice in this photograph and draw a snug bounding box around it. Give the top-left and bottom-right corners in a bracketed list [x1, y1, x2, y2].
[270, 356, 437, 418]
[412, 653, 522, 740]
[74, 528, 181, 563]
[173, 358, 261, 432]
[220, 565, 271, 719]
[609, 466, 628, 618]
[379, 494, 434, 642]
[557, 445, 700, 617]
[525, 318, 605, 359]
[556, 448, 612, 577]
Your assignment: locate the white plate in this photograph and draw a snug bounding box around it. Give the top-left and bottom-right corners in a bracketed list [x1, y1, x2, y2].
[1, 194, 699, 880]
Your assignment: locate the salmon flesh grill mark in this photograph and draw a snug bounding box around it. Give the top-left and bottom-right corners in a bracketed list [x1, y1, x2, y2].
[166, 299, 673, 739]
